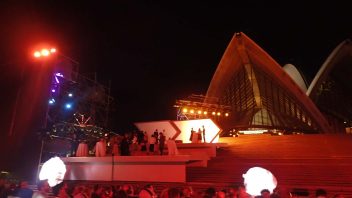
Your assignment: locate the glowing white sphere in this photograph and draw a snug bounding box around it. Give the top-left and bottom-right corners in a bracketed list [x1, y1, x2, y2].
[242, 167, 277, 196]
[39, 157, 66, 187]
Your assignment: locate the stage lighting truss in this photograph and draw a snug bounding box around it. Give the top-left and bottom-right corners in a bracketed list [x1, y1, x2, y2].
[46, 67, 115, 132]
[174, 94, 231, 120]
[41, 59, 115, 145]
[48, 120, 106, 142]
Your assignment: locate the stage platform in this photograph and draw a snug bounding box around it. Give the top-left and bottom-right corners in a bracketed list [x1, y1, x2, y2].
[62, 155, 191, 182]
[61, 142, 228, 183]
[58, 135, 352, 197]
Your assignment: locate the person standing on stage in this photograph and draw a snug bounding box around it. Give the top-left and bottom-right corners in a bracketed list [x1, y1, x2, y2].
[70, 133, 79, 157]
[111, 135, 119, 156]
[189, 127, 196, 143]
[140, 131, 148, 153]
[197, 128, 202, 143]
[159, 130, 166, 155]
[120, 133, 130, 156]
[149, 134, 156, 154]
[167, 137, 179, 155]
[95, 137, 106, 157]
[153, 129, 159, 144]
[202, 125, 206, 143]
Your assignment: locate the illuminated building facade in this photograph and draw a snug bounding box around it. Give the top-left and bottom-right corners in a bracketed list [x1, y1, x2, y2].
[204, 32, 332, 133]
[307, 39, 352, 133]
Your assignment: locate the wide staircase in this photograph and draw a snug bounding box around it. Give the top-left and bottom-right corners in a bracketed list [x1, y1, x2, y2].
[186, 134, 352, 197]
[64, 134, 352, 197]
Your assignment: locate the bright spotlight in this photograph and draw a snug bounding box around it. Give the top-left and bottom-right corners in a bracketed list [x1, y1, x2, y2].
[183, 108, 188, 113]
[34, 51, 41, 58]
[68, 93, 73, 97]
[51, 89, 56, 93]
[217, 112, 221, 116]
[65, 103, 72, 109]
[212, 112, 216, 115]
[203, 111, 208, 115]
[50, 48, 56, 53]
[190, 109, 194, 114]
[39, 156, 66, 187]
[242, 167, 277, 196]
[197, 110, 202, 114]
[225, 113, 229, 117]
[41, 49, 50, 56]
[48, 99, 55, 104]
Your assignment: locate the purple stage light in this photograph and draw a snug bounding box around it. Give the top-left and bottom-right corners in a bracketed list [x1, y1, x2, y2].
[55, 72, 64, 77]
[51, 89, 56, 93]
[54, 72, 64, 84]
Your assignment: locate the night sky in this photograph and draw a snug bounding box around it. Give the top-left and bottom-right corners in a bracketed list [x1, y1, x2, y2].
[1, 1, 352, 179]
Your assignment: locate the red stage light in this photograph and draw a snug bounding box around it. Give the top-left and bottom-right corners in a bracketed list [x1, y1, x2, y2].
[34, 51, 41, 58]
[41, 49, 50, 56]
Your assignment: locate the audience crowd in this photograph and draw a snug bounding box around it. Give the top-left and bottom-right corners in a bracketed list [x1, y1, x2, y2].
[0, 178, 347, 198]
[0, 131, 347, 198]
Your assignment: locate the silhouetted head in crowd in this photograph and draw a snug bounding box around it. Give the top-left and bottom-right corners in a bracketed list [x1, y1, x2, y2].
[160, 187, 181, 198]
[182, 186, 193, 198]
[237, 184, 248, 197]
[115, 189, 128, 198]
[37, 180, 50, 193]
[260, 189, 271, 198]
[204, 187, 216, 198]
[316, 189, 327, 198]
[170, 188, 182, 198]
[217, 189, 226, 198]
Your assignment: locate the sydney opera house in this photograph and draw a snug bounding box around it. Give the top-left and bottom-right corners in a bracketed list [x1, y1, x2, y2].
[180, 32, 352, 134]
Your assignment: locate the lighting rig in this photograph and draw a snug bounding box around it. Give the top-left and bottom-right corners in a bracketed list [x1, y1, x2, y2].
[174, 94, 231, 121]
[34, 49, 115, 141]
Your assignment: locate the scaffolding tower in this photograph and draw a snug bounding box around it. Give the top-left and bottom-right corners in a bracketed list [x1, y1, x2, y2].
[38, 57, 116, 162]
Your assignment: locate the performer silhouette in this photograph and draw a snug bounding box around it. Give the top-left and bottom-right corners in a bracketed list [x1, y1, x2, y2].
[202, 125, 206, 143]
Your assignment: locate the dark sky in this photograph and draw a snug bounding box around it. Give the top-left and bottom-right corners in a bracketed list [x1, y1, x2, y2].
[1, 1, 352, 178]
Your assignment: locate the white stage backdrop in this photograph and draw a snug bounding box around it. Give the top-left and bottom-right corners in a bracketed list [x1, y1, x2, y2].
[135, 119, 221, 143]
